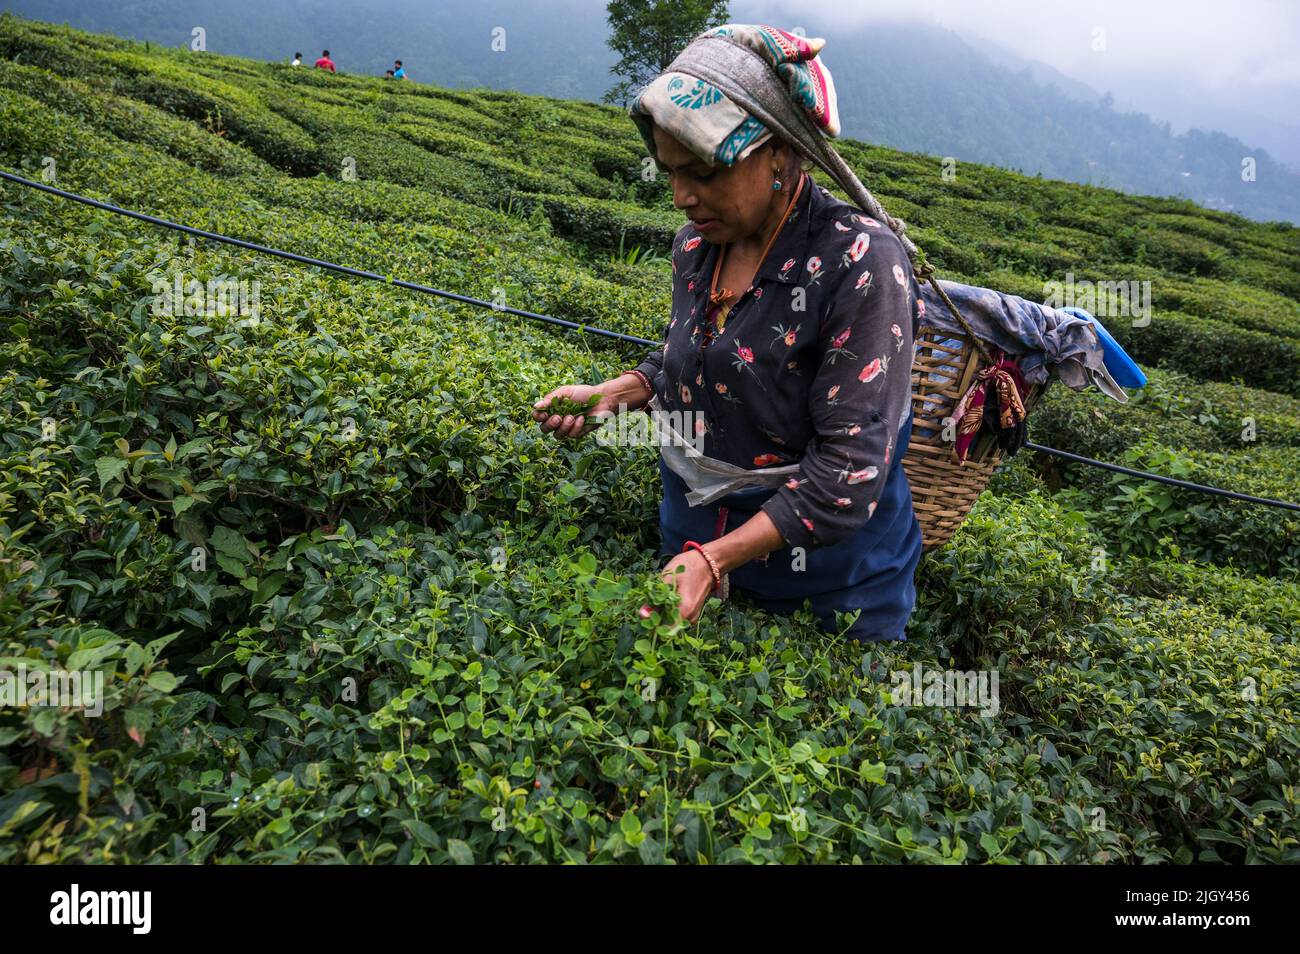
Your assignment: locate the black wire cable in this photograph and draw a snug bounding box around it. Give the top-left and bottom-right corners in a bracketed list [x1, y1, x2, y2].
[3, 168, 1297, 513]
[0, 169, 656, 349]
[1021, 441, 1300, 511]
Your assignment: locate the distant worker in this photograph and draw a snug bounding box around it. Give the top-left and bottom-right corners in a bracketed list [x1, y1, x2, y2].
[315, 50, 336, 73]
[291, 51, 302, 67]
[393, 60, 406, 79]
[384, 69, 395, 79]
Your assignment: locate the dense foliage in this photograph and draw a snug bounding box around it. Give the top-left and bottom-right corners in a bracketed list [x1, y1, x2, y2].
[1, 15, 1297, 864]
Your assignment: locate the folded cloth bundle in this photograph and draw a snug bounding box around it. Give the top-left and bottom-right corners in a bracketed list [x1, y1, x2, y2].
[949, 348, 1029, 463]
[919, 279, 1129, 404]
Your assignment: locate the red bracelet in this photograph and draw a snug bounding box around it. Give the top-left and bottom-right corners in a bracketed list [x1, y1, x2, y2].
[623, 368, 653, 404]
[682, 540, 722, 594]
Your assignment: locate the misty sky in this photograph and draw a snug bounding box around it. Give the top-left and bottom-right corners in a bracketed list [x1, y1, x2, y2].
[741, 0, 1300, 142]
[743, 0, 1299, 93]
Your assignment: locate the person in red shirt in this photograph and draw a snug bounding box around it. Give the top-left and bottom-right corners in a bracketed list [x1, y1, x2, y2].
[314, 50, 336, 73]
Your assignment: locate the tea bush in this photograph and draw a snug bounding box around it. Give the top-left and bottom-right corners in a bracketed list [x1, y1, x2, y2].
[1097, 309, 1300, 397]
[1033, 366, 1300, 459]
[1159, 277, 1300, 341]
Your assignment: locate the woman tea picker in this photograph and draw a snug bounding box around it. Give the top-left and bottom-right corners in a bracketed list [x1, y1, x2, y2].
[533, 24, 924, 641]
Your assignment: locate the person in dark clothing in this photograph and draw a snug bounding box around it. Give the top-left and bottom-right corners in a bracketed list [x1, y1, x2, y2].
[533, 23, 924, 643]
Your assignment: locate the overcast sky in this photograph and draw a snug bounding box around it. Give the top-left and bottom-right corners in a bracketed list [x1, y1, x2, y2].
[744, 0, 1298, 92]
[743, 0, 1299, 122]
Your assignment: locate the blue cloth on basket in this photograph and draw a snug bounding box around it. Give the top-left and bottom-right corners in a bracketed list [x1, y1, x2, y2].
[1058, 307, 1147, 389]
[918, 279, 1131, 395]
[911, 280, 1142, 438]
[657, 402, 923, 642]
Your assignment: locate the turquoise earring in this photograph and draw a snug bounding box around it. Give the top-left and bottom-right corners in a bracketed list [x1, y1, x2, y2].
[772, 177, 783, 190]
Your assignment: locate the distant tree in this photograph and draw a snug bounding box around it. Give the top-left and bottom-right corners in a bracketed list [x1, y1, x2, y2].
[603, 0, 730, 107]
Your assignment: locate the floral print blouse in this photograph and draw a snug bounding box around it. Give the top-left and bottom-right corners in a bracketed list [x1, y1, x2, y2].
[633, 171, 924, 551]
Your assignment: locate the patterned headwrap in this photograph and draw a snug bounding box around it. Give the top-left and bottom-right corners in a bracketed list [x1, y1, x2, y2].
[629, 24, 840, 168]
[626, 20, 930, 279]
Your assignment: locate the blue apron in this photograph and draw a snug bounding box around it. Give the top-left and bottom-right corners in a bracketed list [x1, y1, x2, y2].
[657, 404, 923, 642]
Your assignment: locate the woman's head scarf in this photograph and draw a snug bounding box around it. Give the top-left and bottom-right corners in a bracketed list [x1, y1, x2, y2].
[627, 23, 928, 279]
[629, 25, 839, 168]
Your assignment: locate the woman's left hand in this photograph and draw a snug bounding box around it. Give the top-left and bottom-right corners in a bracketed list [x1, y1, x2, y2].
[659, 550, 717, 623]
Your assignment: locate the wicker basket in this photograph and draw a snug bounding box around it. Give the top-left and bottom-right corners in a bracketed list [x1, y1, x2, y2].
[903, 323, 1049, 552]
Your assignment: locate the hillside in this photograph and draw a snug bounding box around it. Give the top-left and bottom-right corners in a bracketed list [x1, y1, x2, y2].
[0, 15, 1297, 864]
[6, 0, 1300, 223]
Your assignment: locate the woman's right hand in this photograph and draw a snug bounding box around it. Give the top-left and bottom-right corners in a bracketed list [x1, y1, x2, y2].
[532, 384, 615, 441]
